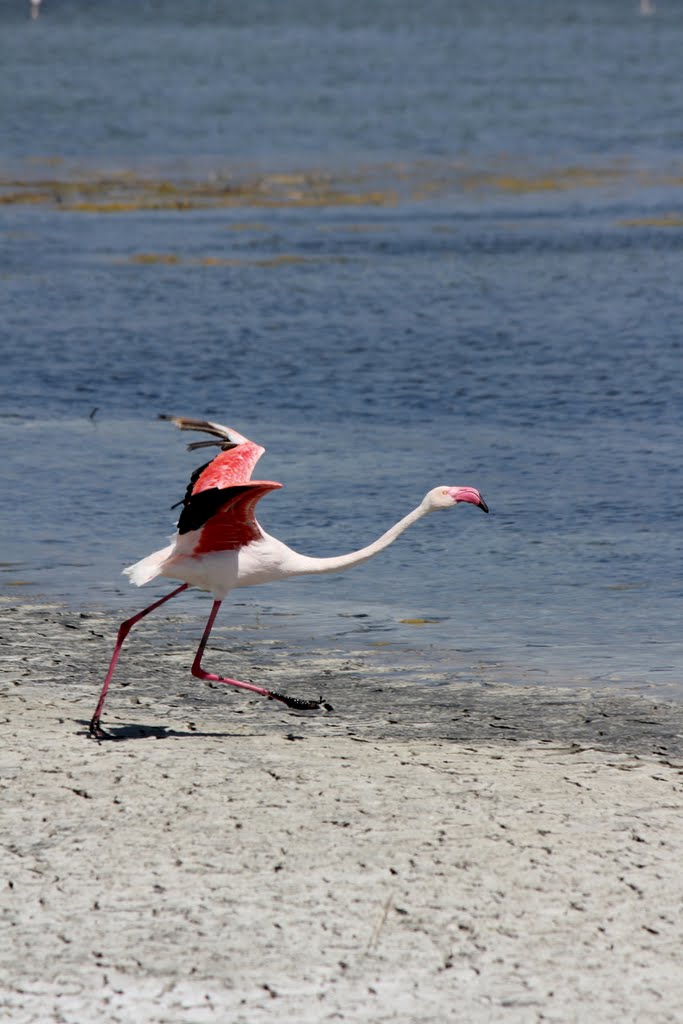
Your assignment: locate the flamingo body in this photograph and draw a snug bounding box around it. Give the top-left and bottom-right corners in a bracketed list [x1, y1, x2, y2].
[89, 417, 488, 738]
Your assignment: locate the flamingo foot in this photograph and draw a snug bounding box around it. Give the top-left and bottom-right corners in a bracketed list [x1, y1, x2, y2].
[88, 716, 112, 740]
[268, 691, 334, 712]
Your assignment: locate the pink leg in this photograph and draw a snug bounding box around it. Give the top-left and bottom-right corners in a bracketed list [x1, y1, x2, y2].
[89, 583, 189, 738]
[191, 600, 330, 711]
[191, 600, 271, 698]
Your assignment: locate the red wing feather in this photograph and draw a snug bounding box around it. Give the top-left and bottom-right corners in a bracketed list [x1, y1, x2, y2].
[193, 481, 282, 554]
[192, 441, 265, 493]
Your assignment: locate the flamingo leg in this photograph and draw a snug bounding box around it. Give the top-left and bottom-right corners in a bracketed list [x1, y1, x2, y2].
[191, 600, 331, 711]
[89, 582, 189, 739]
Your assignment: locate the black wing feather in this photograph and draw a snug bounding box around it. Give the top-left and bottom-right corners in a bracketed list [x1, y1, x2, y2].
[177, 484, 255, 535]
[170, 460, 212, 511]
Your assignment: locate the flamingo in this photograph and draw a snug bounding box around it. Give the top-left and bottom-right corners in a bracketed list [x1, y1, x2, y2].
[89, 417, 489, 738]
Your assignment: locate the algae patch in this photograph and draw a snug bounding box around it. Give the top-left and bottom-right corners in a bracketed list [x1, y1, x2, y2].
[619, 212, 683, 228]
[126, 252, 330, 269]
[0, 170, 399, 213]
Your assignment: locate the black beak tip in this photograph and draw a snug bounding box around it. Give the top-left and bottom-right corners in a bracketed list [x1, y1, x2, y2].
[478, 498, 489, 514]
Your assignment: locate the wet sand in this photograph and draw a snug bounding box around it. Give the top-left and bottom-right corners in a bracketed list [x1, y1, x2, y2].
[2, 599, 683, 1023]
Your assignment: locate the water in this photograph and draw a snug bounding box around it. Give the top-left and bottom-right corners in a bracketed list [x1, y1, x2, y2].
[1, 0, 681, 696]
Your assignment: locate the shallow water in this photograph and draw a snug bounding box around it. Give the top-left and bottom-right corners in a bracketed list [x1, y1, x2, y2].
[1, 0, 681, 696]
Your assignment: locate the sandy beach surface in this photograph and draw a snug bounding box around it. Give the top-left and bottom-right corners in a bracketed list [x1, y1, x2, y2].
[1, 598, 682, 1024]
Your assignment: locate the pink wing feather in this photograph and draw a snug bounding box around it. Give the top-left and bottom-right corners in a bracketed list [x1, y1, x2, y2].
[191, 441, 266, 493]
[163, 417, 281, 554]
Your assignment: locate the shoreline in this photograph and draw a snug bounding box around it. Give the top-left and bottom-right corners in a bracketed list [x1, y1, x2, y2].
[2, 600, 683, 1022]
[2, 597, 682, 756]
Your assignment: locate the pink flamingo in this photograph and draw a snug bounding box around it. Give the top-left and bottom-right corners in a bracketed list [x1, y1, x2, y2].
[89, 417, 488, 738]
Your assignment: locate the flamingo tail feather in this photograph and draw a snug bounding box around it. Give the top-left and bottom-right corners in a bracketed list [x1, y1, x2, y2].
[123, 544, 175, 587]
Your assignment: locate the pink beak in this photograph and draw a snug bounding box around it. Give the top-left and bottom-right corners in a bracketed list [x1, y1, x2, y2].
[447, 487, 489, 513]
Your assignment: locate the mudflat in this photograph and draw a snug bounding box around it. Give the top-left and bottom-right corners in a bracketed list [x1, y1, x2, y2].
[2, 600, 682, 1023]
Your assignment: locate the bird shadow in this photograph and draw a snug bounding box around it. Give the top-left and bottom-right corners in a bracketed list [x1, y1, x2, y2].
[78, 721, 244, 742]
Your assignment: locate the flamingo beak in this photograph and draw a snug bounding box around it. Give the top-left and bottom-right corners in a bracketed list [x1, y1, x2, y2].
[448, 487, 489, 513]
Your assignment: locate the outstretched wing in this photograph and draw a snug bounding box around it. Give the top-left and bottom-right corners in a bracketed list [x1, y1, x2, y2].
[164, 417, 281, 554]
[179, 481, 282, 553]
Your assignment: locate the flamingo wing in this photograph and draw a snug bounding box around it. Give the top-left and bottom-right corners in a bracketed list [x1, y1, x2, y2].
[178, 481, 282, 553]
[192, 442, 266, 491]
[164, 417, 281, 553]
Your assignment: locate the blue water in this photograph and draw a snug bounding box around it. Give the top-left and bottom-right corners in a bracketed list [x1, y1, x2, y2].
[1, 0, 681, 695]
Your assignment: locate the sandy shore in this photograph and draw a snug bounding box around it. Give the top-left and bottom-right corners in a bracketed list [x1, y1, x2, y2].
[1, 598, 683, 1023]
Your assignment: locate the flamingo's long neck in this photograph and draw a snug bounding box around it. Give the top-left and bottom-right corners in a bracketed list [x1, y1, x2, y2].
[286, 504, 427, 576]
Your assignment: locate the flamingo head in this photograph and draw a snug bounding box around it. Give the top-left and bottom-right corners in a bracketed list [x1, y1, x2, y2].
[421, 486, 489, 514]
